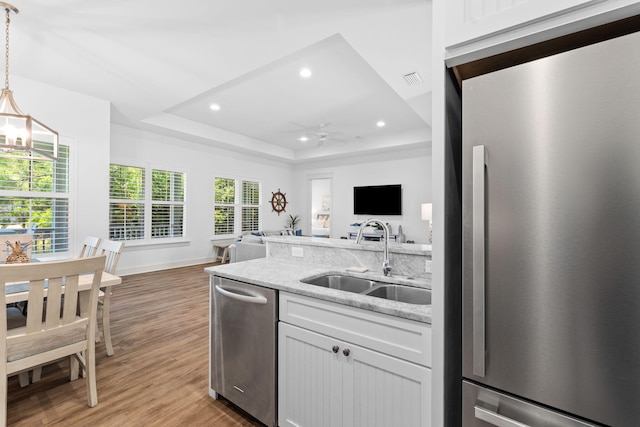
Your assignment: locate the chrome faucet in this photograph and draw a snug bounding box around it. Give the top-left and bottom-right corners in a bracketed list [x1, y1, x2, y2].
[355, 218, 391, 276]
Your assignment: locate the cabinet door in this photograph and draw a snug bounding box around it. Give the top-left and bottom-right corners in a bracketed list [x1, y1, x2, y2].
[343, 342, 432, 427]
[278, 323, 343, 427]
[446, 0, 596, 49]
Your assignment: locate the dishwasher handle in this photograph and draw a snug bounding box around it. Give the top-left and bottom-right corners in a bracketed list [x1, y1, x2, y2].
[215, 285, 268, 304]
[474, 406, 530, 427]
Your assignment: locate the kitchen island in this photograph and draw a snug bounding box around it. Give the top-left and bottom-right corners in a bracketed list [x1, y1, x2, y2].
[207, 236, 433, 427]
[206, 235, 432, 323]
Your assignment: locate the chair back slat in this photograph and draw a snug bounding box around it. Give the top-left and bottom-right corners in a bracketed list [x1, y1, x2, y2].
[79, 236, 102, 258]
[25, 280, 45, 334]
[61, 275, 80, 325]
[99, 240, 124, 275]
[44, 278, 63, 328]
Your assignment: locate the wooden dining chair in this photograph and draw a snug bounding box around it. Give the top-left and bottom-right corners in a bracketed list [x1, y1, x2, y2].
[0, 255, 106, 425]
[97, 240, 124, 356]
[79, 236, 102, 258]
[17, 235, 101, 387]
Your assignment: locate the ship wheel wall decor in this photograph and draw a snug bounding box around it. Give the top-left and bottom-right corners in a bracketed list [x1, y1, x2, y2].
[271, 189, 287, 215]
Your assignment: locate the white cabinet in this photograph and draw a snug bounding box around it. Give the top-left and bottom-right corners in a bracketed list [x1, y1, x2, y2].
[278, 323, 342, 427]
[278, 293, 431, 427]
[445, 0, 640, 65]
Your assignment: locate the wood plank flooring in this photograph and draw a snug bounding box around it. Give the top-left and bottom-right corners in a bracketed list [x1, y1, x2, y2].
[7, 263, 262, 426]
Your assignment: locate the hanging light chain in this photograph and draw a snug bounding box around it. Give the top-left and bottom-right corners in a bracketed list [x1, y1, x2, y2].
[4, 6, 9, 90]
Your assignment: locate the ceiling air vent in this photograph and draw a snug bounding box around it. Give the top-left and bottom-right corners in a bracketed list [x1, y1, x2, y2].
[403, 71, 423, 86]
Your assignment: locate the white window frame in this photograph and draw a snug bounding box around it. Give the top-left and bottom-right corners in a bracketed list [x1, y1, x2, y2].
[213, 176, 262, 239]
[109, 163, 186, 246]
[0, 143, 71, 257]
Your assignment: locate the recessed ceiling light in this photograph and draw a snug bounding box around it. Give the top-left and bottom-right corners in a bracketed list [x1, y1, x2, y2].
[210, 104, 221, 111]
[376, 121, 386, 127]
[298, 136, 309, 142]
[299, 68, 312, 78]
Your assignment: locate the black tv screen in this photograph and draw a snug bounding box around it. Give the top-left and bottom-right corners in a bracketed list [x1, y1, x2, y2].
[353, 184, 402, 216]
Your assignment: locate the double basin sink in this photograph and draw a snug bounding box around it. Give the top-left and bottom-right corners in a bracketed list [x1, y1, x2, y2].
[301, 274, 430, 305]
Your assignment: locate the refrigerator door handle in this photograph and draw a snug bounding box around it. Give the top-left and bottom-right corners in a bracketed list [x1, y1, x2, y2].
[472, 144, 487, 377]
[475, 406, 530, 427]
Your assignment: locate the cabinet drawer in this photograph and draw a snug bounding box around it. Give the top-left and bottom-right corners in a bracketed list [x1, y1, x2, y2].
[279, 292, 431, 367]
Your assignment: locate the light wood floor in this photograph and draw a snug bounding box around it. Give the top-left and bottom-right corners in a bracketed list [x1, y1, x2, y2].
[7, 263, 262, 426]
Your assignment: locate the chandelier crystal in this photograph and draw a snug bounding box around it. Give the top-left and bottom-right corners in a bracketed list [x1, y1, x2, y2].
[0, 2, 58, 160]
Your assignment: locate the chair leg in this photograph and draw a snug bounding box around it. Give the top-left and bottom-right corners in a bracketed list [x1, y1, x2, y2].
[1, 371, 7, 426]
[85, 345, 98, 407]
[32, 367, 42, 383]
[70, 354, 80, 381]
[95, 318, 101, 342]
[18, 372, 29, 387]
[103, 290, 114, 356]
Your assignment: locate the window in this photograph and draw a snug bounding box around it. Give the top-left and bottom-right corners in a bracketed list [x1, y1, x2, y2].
[214, 177, 261, 236]
[151, 169, 184, 238]
[109, 164, 185, 242]
[0, 145, 70, 255]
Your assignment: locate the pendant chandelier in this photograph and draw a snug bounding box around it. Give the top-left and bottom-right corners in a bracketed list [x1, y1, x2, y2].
[0, 2, 58, 160]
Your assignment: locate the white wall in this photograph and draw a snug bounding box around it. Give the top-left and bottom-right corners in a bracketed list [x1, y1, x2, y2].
[292, 147, 432, 243]
[12, 75, 111, 257]
[110, 125, 294, 275]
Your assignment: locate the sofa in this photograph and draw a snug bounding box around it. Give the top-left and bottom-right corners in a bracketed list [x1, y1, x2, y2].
[228, 230, 293, 263]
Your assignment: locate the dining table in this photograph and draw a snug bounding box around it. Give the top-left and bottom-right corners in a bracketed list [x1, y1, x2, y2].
[4, 271, 122, 305]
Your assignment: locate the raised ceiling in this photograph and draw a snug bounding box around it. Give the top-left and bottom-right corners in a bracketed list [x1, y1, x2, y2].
[9, 0, 432, 163]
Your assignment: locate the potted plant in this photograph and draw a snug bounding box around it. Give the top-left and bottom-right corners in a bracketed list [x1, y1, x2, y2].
[285, 213, 301, 235]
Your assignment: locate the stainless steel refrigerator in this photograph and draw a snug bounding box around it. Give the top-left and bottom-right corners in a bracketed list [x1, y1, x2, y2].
[462, 31, 640, 426]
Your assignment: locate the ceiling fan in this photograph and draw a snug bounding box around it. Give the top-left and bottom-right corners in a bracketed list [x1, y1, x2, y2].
[314, 131, 346, 147]
[289, 122, 347, 146]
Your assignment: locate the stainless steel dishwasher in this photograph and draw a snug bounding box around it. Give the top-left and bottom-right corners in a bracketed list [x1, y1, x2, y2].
[210, 276, 277, 427]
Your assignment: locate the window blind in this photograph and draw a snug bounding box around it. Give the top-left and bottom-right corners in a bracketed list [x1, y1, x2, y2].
[242, 180, 260, 232]
[109, 164, 186, 242]
[109, 164, 145, 241]
[214, 177, 261, 236]
[0, 144, 70, 255]
[151, 169, 185, 238]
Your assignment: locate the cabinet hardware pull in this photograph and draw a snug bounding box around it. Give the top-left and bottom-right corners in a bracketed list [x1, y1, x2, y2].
[332, 345, 339, 353]
[343, 348, 350, 357]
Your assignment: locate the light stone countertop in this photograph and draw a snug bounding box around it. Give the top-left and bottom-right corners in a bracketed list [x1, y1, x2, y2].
[205, 257, 432, 324]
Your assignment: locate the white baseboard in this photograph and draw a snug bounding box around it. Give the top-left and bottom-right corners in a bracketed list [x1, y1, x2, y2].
[117, 257, 217, 276]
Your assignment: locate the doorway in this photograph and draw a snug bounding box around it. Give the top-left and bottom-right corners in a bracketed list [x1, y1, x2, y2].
[308, 176, 332, 238]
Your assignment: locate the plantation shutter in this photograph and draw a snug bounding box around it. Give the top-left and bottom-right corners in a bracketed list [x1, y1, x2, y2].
[0, 144, 70, 254]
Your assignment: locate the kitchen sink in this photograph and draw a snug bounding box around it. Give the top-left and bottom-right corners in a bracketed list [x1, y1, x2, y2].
[300, 274, 378, 293]
[364, 284, 431, 305]
[300, 274, 430, 305]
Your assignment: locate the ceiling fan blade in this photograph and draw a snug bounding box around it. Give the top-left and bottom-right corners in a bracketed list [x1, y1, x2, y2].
[328, 136, 349, 143]
[287, 121, 333, 132]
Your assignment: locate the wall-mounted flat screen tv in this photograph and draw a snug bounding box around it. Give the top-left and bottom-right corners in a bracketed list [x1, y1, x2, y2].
[353, 184, 402, 216]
